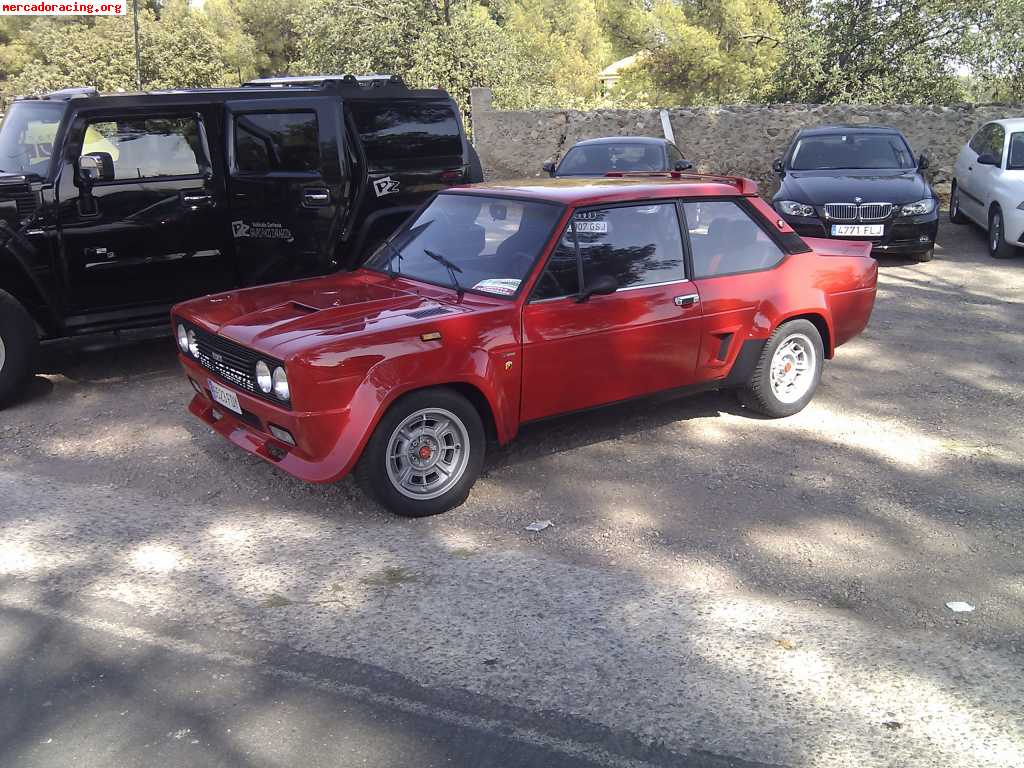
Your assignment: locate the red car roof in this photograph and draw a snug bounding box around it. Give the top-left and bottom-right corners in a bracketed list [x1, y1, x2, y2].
[448, 175, 757, 206]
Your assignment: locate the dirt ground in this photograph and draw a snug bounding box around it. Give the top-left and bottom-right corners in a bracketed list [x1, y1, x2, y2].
[1, 220, 1022, 767]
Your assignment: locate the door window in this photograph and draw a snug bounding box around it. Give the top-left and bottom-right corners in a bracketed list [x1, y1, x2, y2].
[684, 201, 785, 278]
[81, 116, 206, 180]
[667, 143, 685, 167]
[576, 203, 685, 289]
[969, 126, 989, 154]
[1008, 133, 1024, 170]
[234, 111, 320, 173]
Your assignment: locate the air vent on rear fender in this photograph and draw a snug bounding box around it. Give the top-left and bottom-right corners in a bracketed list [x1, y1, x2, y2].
[407, 306, 452, 319]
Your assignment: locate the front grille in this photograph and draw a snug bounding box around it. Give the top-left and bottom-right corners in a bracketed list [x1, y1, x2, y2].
[824, 202, 893, 221]
[0, 182, 38, 221]
[186, 324, 290, 409]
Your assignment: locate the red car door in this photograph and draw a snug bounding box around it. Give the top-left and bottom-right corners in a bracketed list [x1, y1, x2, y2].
[521, 201, 703, 422]
[680, 199, 790, 379]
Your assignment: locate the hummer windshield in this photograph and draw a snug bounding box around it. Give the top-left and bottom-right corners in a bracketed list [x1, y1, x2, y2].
[0, 100, 66, 177]
[364, 193, 563, 298]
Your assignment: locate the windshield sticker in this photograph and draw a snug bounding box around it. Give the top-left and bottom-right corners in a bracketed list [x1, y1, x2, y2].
[232, 220, 295, 243]
[574, 220, 608, 234]
[373, 176, 401, 197]
[472, 278, 521, 296]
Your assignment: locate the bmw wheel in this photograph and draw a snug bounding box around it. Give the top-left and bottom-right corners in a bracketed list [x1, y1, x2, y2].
[988, 205, 1017, 259]
[737, 319, 824, 418]
[0, 289, 38, 408]
[357, 387, 485, 517]
[949, 183, 968, 224]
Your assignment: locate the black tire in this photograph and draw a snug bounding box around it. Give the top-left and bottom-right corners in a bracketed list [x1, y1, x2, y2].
[914, 247, 935, 263]
[356, 387, 485, 517]
[0, 289, 39, 408]
[988, 205, 1018, 259]
[737, 319, 824, 418]
[949, 182, 969, 224]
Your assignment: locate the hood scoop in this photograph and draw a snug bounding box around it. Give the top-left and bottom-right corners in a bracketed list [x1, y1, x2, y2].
[407, 306, 453, 319]
[290, 301, 319, 314]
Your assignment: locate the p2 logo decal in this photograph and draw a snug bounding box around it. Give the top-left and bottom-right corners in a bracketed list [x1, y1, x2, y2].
[373, 176, 401, 197]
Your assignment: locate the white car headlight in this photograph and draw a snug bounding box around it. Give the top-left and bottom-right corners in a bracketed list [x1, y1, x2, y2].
[898, 199, 937, 216]
[272, 366, 289, 401]
[176, 323, 189, 354]
[187, 329, 199, 358]
[255, 361, 273, 393]
[777, 200, 815, 217]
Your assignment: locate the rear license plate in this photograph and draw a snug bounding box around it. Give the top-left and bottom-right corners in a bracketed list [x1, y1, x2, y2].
[832, 224, 883, 237]
[208, 379, 242, 415]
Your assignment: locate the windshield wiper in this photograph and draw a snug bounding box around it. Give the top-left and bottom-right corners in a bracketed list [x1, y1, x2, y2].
[382, 238, 403, 281]
[424, 248, 464, 300]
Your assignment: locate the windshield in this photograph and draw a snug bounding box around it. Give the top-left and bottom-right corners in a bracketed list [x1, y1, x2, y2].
[557, 143, 664, 175]
[364, 194, 562, 297]
[0, 101, 66, 176]
[789, 133, 915, 171]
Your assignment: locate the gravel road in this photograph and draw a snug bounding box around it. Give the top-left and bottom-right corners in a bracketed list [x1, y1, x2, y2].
[1, 220, 1022, 767]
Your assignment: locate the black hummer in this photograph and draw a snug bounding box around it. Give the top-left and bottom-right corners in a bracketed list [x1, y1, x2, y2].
[0, 75, 481, 405]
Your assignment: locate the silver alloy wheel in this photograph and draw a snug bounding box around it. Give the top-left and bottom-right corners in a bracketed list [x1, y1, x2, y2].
[385, 407, 471, 500]
[769, 333, 816, 404]
[0, 335, 5, 374]
[991, 211, 1002, 252]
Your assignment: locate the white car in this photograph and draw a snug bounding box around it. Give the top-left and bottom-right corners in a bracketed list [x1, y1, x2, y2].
[950, 117, 1024, 258]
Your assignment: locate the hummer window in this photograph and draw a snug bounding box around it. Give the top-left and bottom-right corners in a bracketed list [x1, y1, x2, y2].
[81, 116, 206, 180]
[0, 101, 65, 176]
[234, 111, 320, 173]
[349, 101, 462, 169]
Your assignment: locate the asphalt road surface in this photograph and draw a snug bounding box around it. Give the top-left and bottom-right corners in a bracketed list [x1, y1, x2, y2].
[1, 219, 1022, 768]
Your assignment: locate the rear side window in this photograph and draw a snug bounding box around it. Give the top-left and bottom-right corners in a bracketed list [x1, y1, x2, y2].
[82, 116, 206, 180]
[234, 111, 320, 173]
[576, 203, 685, 289]
[349, 101, 462, 169]
[684, 201, 785, 278]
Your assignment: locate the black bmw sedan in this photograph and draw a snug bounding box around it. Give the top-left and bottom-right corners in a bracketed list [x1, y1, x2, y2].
[771, 126, 939, 262]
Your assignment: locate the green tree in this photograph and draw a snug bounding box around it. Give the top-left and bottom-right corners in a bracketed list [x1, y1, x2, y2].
[965, 0, 1024, 101]
[765, 0, 994, 104]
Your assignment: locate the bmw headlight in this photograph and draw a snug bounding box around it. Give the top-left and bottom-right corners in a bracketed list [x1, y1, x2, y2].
[898, 198, 937, 216]
[187, 329, 199, 358]
[272, 366, 289, 401]
[176, 323, 189, 354]
[255, 361, 273, 393]
[777, 200, 815, 217]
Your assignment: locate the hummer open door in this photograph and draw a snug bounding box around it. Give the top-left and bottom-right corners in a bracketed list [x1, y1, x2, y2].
[224, 96, 349, 285]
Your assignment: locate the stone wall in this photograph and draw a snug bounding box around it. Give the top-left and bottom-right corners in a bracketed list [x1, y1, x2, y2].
[469, 87, 1024, 198]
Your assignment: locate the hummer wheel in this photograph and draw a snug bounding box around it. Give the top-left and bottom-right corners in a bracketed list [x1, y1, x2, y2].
[0, 289, 38, 408]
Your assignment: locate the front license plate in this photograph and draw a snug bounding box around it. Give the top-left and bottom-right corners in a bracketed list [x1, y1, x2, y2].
[832, 224, 884, 237]
[208, 379, 242, 415]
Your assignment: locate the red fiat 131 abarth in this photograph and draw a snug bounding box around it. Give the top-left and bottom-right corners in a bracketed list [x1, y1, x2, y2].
[173, 174, 878, 516]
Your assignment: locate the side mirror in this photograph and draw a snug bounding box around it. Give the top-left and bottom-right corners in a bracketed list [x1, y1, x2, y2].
[78, 152, 114, 185]
[576, 274, 618, 303]
[542, 160, 556, 177]
[918, 153, 930, 170]
[976, 152, 1000, 167]
[673, 159, 693, 171]
[772, 158, 785, 174]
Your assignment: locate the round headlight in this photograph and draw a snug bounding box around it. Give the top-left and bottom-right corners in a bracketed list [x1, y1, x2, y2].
[255, 360, 273, 393]
[187, 329, 199, 358]
[176, 324, 189, 354]
[272, 366, 289, 401]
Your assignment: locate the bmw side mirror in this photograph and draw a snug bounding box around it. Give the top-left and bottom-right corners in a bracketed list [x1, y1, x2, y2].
[772, 158, 785, 175]
[976, 152, 1000, 167]
[576, 274, 618, 303]
[673, 159, 693, 171]
[542, 160, 556, 177]
[918, 153, 930, 170]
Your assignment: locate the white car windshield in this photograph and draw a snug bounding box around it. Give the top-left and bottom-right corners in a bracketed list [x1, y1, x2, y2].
[364, 193, 562, 297]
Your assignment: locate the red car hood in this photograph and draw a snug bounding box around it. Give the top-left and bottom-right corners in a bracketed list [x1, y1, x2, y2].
[176, 273, 456, 357]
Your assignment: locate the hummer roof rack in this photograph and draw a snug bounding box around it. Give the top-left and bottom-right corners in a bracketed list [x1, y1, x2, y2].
[604, 171, 759, 195]
[43, 87, 100, 100]
[243, 74, 406, 89]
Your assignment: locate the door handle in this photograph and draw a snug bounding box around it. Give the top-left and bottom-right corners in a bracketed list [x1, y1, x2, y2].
[180, 191, 214, 209]
[674, 293, 699, 307]
[302, 188, 331, 207]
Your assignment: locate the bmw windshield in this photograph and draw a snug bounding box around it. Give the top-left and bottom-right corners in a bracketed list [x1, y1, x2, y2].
[0, 101, 66, 177]
[364, 193, 563, 298]
[790, 133, 915, 171]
